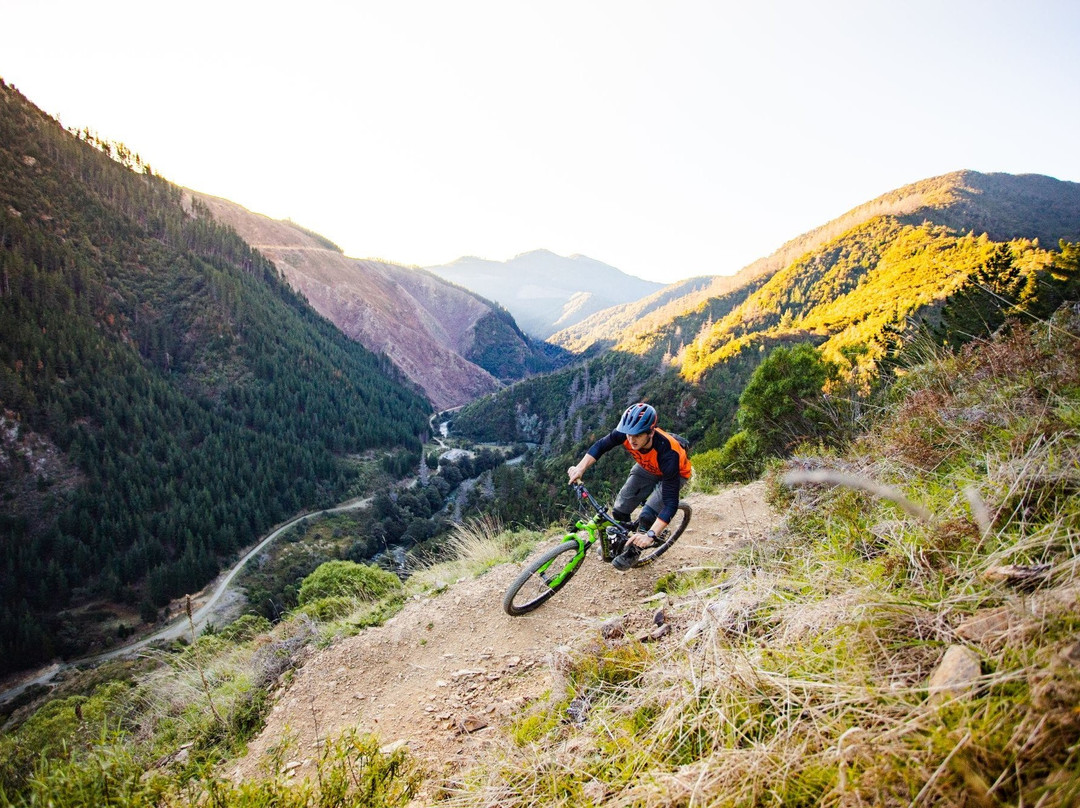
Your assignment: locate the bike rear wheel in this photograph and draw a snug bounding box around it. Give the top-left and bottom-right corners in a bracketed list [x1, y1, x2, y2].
[503, 540, 584, 616]
[634, 501, 692, 567]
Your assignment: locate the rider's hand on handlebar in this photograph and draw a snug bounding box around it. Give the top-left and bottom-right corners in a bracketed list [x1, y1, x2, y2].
[568, 454, 595, 485]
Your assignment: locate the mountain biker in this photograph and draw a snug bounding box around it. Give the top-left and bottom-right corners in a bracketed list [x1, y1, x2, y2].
[566, 402, 692, 571]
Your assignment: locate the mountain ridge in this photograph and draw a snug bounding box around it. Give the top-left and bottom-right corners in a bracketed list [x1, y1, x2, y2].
[190, 193, 562, 410]
[549, 170, 1080, 357]
[447, 169, 1079, 471]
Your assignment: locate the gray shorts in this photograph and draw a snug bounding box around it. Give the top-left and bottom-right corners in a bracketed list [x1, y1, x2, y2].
[613, 463, 683, 520]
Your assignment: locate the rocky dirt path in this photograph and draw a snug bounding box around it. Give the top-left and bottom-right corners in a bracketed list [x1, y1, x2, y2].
[230, 483, 777, 793]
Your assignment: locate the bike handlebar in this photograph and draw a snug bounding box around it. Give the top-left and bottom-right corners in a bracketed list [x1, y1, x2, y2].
[570, 480, 592, 502]
[570, 482, 612, 522]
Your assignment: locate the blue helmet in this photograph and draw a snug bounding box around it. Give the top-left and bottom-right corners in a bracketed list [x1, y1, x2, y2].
[617, 403, 657, 435]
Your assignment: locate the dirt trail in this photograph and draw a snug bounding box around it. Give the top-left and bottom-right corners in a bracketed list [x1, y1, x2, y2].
[230, 483, 777, 790]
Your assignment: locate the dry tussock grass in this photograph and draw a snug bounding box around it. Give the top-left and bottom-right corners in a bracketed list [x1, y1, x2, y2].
[407, 514, 533, 590]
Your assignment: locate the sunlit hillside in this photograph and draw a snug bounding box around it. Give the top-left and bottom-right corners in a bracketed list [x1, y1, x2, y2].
[446, 172, 1080, 505]
[680, 224, 1048, 380]
[551, 171, 1080, 382]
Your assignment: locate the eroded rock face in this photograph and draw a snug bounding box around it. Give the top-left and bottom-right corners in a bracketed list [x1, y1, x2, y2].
[0, 410, 85, 524]
[191, 192, 517, 409]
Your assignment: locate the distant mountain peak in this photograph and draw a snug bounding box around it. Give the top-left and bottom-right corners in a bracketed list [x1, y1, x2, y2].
[512, 248, 559, 260]
[425, 251, 664, 339]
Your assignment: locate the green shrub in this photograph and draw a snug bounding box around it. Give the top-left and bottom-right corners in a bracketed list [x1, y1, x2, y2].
[689, 431, 766, 489]
[570, 642, 652, 690]
[689, 447, 727, 491]
[297, 596, 357, 622]
[737, 342, 838, 457]
[198, 729, 420, 807]
[217, 614, 272, 643]
[510, 707, 564, 747]
[8, 741, 164, 808]
[719, 429, 765, 481]
[297, 561, 401, 606]
[0, 681, 140, 800]
[655, 567, 718, 596]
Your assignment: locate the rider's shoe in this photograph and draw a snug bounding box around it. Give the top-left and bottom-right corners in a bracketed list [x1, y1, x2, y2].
[611, 543, 641, 571]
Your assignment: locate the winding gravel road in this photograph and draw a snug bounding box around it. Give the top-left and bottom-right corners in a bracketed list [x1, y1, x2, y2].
[0, 496, 372, 707]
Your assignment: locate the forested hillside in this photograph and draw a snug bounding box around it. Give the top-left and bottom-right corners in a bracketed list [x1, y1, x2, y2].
[0, 80, 430, 672]
[552, 171, 1080, 362]
[670, 216, 1074, 384]
[447, 350, 719, 530]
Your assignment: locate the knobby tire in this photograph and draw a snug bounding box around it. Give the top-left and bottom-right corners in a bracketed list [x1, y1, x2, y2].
[503, 540, 583, 616]
[633, 501, 692, 567]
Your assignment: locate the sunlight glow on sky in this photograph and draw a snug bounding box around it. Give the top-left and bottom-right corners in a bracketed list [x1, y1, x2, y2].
[4, 0, 1079, 284]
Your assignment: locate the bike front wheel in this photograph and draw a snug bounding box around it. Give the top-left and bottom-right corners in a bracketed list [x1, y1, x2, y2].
[635, 501, 692, 567]
[503, 540, 584, 616]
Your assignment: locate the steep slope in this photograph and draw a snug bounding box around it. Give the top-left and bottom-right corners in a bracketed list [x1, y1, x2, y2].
[192, 194, 559, 410]
[425, 250, 664, 339]
[550, 272, 767, 355]
[5, 313, 1078, 806]
[0, 80, 430, 671]
[676, 171, 1080, 382]
[551, 171, 1080, 360]
[229, 311, 1080, 805]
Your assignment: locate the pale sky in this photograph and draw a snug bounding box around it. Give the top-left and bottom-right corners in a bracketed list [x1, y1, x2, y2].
[4, 0, 1079, 284]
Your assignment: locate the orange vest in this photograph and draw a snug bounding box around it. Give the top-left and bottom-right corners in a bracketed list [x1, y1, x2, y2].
[625, 428, 692, 479]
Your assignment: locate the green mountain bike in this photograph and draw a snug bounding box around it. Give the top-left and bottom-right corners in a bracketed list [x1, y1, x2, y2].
[502, 482, 692, 616]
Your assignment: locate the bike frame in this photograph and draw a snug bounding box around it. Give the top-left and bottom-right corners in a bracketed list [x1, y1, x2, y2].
[503, 481, 691, 616]
[546, 483, 629, 570]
